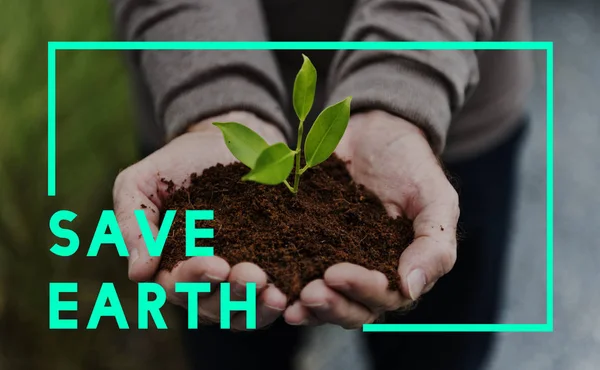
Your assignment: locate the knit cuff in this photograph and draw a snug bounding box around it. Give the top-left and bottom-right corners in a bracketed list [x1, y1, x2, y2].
[163, 74, 291, 142]
[326, 59, 453, 154]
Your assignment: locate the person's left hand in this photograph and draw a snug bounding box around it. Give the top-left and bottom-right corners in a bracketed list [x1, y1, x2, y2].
[283, 110, 460, 329]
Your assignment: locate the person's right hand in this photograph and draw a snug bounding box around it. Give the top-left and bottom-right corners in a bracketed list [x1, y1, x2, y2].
[113, 111, 288, 330]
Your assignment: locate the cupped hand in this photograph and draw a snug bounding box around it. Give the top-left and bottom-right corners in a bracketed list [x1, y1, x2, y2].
[284, 110, 460, 329]
[113, 111, 288, 330]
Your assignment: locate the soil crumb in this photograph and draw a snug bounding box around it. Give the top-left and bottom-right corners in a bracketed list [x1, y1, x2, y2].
[158, 156, 413, 302]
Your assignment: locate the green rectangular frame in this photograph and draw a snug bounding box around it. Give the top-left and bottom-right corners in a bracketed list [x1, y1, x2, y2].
[47, 41, 554, 333]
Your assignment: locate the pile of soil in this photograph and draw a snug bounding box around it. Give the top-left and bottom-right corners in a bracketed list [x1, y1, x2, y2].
[158, 156, 414, 302]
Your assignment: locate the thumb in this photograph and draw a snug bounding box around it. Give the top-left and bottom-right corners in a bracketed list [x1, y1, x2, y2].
[113, 167, 163, 282]
[398, 185, 460, 301]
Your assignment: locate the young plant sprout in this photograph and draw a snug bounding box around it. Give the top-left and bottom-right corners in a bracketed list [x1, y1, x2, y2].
[213, 55, 352, 194]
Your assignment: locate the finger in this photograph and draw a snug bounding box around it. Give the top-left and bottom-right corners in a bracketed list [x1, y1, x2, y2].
[197, 285, 224, 324]
[226, 263, 268, 328]
[113, 166, 163, 282]
[228, 262, 269, 300]
[155, 256, 230, 306]
[191, 259, 231, 323]
[399, 185, 459, 301]
[172, 256, 230, 299]
[188, 261, 266, 325]
[300, 280, 376, 330]
[284, 301, 323, 326]
[230, 284, 287, 330]
[324, 263, 411, 313]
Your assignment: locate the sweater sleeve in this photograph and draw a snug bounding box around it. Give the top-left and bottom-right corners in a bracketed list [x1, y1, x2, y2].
[326, 0, 506, 154]
[109, 0, 292, 141]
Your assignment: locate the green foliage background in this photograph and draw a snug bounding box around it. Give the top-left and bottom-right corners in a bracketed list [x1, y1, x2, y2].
[0, 1, 186, 368]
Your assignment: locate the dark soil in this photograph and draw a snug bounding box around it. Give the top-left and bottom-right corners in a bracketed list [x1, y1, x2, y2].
[158, 155, 414, 302]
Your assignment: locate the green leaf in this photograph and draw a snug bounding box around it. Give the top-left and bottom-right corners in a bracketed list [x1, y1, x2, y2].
[242, 143, 295, 185]
[304, 96, 352, 168]
[212, 122, 269, 168]
[293, 54, 317, 122]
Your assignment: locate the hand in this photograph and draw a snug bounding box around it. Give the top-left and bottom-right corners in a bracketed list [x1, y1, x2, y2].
[284, 110, 459, 329]
[113, 111, 289, 330]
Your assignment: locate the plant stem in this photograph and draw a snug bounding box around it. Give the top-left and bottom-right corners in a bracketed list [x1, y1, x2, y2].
[292, 120, 304, 194]
[283, 180, 294, 193]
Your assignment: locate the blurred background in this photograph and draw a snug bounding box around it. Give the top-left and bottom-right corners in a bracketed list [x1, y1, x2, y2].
[0, 0, 598, 369]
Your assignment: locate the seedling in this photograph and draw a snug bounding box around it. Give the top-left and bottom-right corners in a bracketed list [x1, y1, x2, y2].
[213, 55, 351, 194]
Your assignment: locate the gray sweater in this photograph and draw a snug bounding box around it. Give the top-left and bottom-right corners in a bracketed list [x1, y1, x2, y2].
[111, 0, 534, 161]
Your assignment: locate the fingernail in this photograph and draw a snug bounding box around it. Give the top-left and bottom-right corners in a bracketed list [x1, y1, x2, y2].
[289, 319, 308, 326]
[327, 282, 348, 290]
[200, 273, 225, 282]
[129, 248, 140, 269]
[407, 269, 427, 300]
[264, 304, 285, 311]
[304, 302, 328, 310]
